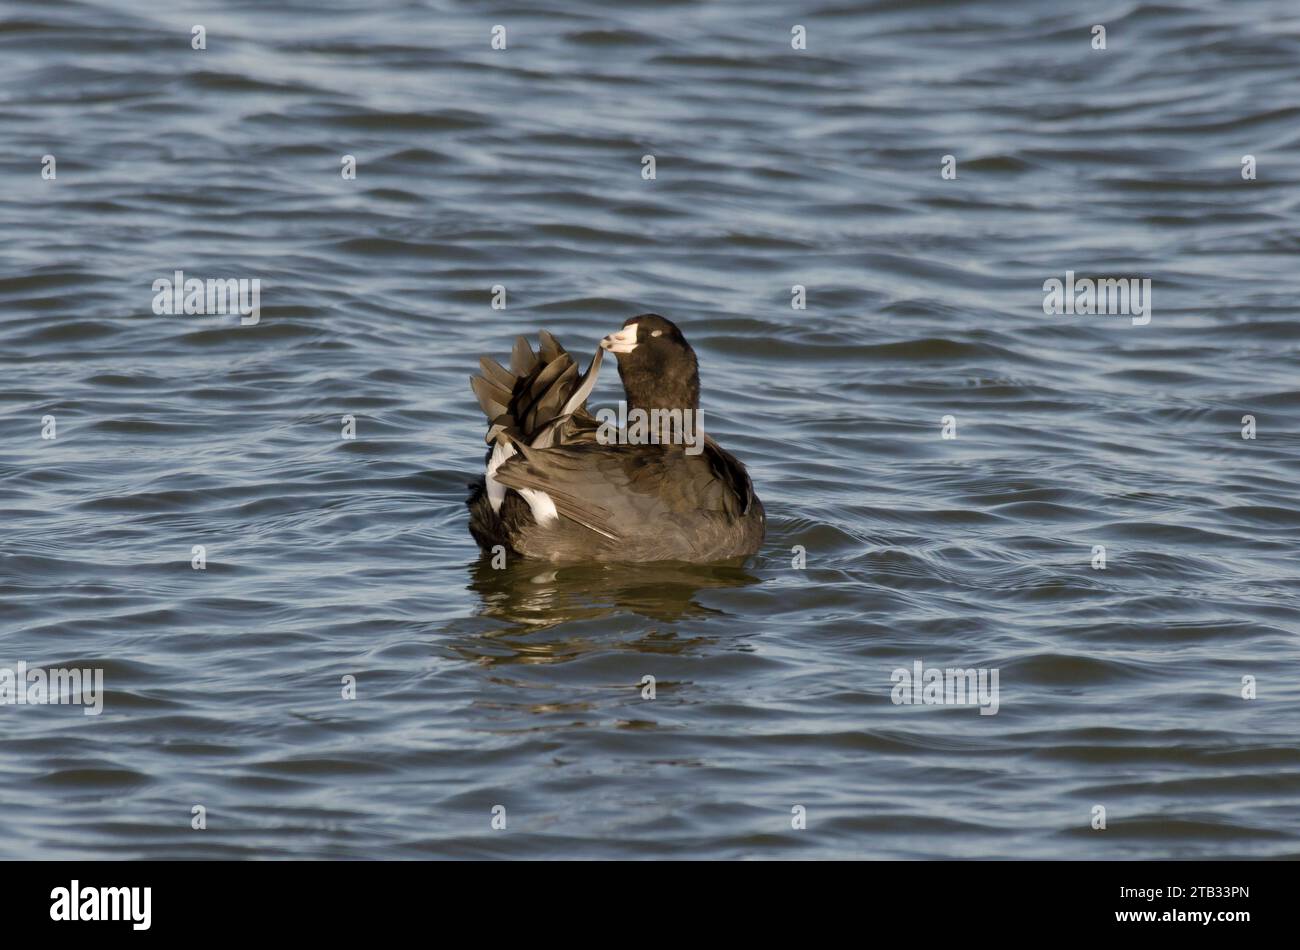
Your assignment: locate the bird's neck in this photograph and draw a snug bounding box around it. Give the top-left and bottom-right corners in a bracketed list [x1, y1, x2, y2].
[620, 368, 699, 416]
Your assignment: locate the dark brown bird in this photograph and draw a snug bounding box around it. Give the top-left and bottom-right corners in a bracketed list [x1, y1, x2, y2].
[466, 314, 764, 562]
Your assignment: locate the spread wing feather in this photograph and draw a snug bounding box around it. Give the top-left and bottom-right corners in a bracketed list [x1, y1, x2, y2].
[470, 330, 602, 448]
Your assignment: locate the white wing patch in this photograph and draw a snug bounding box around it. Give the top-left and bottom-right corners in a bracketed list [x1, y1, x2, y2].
[486, 441, 558, 525]
[518, 487, 558, 525]
[486, 441, 515, 513]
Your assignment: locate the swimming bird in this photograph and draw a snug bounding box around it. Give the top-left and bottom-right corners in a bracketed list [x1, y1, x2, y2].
[467, 314, 764, 562]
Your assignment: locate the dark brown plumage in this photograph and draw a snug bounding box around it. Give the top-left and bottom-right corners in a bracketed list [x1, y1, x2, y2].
[466, 315, 765, 563]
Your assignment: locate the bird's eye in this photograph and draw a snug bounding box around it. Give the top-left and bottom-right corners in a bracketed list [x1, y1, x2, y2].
[651, 330, 663, 337]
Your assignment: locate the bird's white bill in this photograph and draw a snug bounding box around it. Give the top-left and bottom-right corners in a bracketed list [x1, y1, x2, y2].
[600, 323, 638, 354]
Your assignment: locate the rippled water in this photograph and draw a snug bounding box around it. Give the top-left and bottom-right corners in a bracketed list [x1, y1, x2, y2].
[2, 0, 1299, 859]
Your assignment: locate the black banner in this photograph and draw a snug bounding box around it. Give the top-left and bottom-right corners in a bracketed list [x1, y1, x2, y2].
[3, 860, 1281, 937]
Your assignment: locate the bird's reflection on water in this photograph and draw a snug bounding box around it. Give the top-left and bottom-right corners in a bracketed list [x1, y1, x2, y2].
[464, 556, 760, 640]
